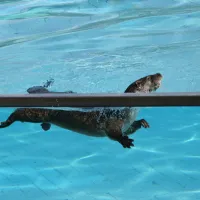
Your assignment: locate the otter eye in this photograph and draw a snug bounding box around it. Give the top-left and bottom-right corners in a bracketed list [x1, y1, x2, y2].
[146, 76, 150, 81]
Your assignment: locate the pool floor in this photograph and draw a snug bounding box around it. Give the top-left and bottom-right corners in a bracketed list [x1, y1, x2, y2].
[0, 107, 200, 200]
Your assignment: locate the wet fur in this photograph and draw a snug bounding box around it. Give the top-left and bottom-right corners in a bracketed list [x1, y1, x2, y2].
[0, 73, 162, 148]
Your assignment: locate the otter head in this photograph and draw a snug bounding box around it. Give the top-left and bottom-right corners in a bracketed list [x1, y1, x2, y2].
[124, 73, 162, 93]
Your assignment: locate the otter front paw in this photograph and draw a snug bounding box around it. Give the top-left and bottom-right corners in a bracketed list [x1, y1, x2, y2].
[140, 119, 150, 128]
[119, 136, 134, 148]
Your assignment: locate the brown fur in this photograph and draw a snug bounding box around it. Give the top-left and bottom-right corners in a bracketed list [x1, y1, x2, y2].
[0, 73, 162, 148]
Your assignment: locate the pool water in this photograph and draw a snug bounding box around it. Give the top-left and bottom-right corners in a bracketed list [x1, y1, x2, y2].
[0, 0, 200, 200]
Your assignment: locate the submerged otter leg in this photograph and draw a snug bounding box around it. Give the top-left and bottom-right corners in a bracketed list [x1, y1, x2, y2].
[106, 127, 134, 148]
[41, 123, 51, 131]
[124, 119, 150, 135]
[118, 135, 134, 148]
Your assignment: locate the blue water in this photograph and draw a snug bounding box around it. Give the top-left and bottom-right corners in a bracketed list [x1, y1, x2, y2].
[1, 0, 200, 199]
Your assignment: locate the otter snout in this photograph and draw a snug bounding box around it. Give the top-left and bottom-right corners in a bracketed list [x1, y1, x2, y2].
[152, 73, 163, 88]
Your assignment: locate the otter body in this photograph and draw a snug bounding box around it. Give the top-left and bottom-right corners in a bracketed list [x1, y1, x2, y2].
[4, 107, 138, 137]
[0, 73, 162, 148]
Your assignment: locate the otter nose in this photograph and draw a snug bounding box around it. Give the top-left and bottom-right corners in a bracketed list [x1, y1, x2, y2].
[156, 73, 162, 78]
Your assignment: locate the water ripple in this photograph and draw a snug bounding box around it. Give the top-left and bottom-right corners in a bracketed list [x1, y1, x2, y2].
[1, 4, 200, 48]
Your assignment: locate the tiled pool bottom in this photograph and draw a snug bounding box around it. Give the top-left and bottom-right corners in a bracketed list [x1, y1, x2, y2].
[0, 107, 199, 200]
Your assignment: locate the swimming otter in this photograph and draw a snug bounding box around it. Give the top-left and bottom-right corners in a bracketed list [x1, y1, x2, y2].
[0, 73, 162, 148]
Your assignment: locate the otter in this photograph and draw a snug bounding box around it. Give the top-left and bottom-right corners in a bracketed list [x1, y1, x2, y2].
[0, 73, 162, 148]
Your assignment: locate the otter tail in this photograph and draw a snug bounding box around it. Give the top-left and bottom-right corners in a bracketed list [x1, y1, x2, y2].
[0, 113, 15, 128]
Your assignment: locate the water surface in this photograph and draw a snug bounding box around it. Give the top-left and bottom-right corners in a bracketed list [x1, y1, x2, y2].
[0, 0, 200, 199]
